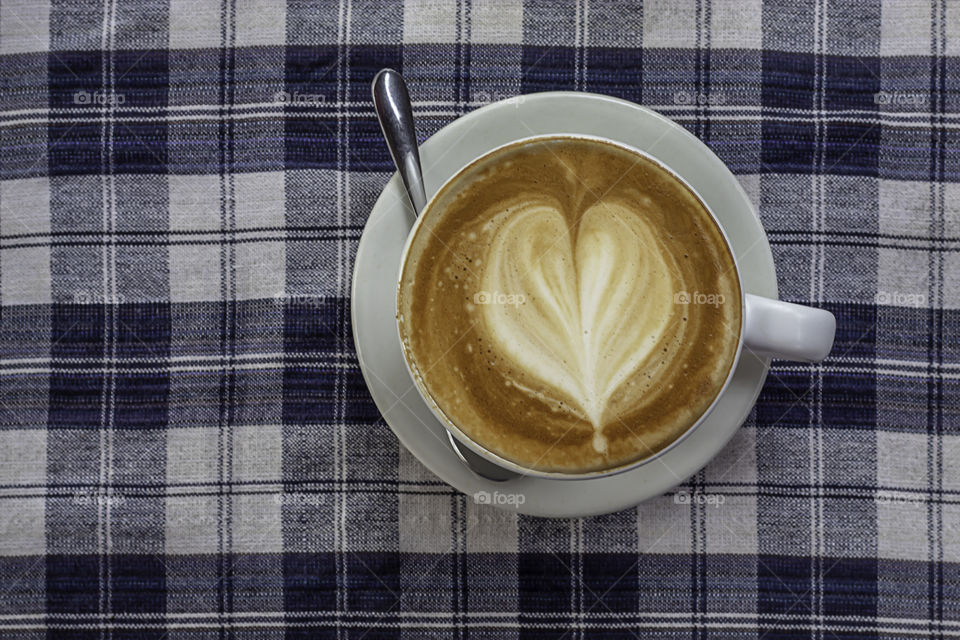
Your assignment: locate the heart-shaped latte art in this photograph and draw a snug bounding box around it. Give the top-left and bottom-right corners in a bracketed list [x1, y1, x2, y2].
[479, 199, 682, 454]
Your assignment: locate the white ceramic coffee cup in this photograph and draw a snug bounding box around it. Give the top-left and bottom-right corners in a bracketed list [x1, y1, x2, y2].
[396, 134, 836, 480]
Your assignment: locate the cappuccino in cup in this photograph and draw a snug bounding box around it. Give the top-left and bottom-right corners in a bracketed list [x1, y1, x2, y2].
[398, 136, 741, 473]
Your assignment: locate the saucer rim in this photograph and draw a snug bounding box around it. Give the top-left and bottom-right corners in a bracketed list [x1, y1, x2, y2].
[351, 91, 775, 517]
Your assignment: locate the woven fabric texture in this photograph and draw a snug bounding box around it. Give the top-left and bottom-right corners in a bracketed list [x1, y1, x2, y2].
[1, 0, 959, 637]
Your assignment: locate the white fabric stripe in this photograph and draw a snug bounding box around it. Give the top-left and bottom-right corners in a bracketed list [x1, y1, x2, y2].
[335, 0, 349, 626]
[2, 100, 958, 119]
[929, 0, 947, 622]
[4, 485, 958, 501]
[0, 352, 354, 365]
[4, 365, 959, 378]
[0, 361, 359, 376]
[5, 112, 960, 129]
[2, 353, 957, 368]
[771, 365, 960, 379]
[1, 621, 959, 634]
[0, 611, 958, 626]
[96, 0, 119, 633]
[813, 0, 827, 633]
[223, 0, 239, 610]
[582, 0, 590, 94]
[343, 0, 354, 616]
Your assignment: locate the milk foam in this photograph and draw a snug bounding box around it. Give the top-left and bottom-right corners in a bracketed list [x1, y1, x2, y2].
[480, 199, 683, 453]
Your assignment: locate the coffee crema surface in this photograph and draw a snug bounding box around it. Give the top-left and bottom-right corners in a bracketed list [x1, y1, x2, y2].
[398, 137, 742, 473]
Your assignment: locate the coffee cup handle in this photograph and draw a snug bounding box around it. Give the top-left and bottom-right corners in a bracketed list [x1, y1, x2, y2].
[742, 294, 836, 362]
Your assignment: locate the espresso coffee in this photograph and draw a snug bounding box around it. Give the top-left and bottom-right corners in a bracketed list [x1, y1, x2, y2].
[398, 137, 742, 473]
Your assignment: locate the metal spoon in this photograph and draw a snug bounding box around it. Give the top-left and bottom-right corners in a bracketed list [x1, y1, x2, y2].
[372, 68, 518, 482]
[371, 69, 427, 215]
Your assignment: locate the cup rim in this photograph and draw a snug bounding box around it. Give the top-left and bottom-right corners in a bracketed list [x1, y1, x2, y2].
[395, 132, 746, 480]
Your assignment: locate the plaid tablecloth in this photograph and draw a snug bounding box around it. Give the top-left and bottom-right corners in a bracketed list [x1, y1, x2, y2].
[1, 0, 959, 637]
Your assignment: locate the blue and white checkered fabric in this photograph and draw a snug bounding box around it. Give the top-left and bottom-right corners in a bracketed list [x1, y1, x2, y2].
[1, 0, 958, 637]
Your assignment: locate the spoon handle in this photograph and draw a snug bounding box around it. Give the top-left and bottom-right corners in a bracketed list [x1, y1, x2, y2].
[372, 68, 428, 215]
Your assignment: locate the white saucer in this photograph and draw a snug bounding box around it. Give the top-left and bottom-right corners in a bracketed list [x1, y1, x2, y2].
[351, 92, 775, 518]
